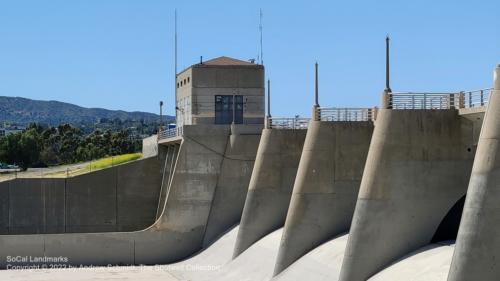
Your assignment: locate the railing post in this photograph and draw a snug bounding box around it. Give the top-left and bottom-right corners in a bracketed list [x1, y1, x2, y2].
[312, 106, 320, 121]
[481, 90, 484, 106]
[381, 90, 392, 109]
[469, 92, 472, 107]
[459, 92, 465, 108]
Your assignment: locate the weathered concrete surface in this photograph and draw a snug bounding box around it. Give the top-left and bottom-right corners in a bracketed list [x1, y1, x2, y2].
[0, 124, 260, 268]
[370, 242, 454, 281]
[233, 128, 306, 258]
[273, 233, 348, 281]
[156, 144, 180, 220]
[142, 134, 159, 158]
[448, 66, 500, 281]
[0, 157, 162, 234]
[274, 121, 373, 275]
[201, 228, 283, 281]
[339, 109, 475, 281]
[203, 124, 262, 246]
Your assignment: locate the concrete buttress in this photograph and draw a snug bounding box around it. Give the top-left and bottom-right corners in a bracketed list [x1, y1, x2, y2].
[273, 120, 373, 275]
[448, 65, 500, 281]
[233, 128, 306, 258]
[339, 109, 475, 281]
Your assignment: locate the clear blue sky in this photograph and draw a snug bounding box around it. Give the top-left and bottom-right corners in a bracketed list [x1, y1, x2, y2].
[0, 0, 498, 117]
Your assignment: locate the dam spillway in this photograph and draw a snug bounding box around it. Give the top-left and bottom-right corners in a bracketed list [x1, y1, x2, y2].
[1, 58, 500, 281]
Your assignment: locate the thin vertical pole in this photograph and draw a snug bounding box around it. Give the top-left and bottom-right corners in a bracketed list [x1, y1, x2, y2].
[385, 36, 391, 92]
[159, 101, 163, 133]
[174, 10, 178, 126]
[267, 79, 271, 117]
[315, 62, 319, 107]
[232, 94, 236, 124]
[259, 9, 263, 65]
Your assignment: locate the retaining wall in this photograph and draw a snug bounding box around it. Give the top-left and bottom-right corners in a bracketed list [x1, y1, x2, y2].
[0, 157, 162, 235]
[0, 124, 261, 268]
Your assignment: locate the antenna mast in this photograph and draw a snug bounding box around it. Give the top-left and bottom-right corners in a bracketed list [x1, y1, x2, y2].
[259, 9, 263, 65]
[174, 10, 178, 125]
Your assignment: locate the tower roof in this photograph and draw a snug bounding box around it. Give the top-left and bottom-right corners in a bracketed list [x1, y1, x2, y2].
[201, 56, 255, 66]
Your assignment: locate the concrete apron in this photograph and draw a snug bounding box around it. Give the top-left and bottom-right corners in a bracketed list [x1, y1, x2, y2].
[0, 124, 260, 268]
[233, 129, 306, 259]
[339, 109, 475, 281]
[273, 120, 373, 275]
[448, 66, 500, 281]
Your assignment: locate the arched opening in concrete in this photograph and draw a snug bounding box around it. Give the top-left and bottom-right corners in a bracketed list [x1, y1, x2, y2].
[431, 195, 466, 243]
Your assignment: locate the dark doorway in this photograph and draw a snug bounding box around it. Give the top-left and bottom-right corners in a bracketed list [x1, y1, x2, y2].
[431, 195, 466, 243]
[215, 95, 243, 124]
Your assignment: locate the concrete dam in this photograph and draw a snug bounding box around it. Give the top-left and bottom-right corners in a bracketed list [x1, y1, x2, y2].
[1, 56, 500, 281]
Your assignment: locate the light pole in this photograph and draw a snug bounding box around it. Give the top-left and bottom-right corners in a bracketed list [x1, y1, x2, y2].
[159, 101, 164, 132]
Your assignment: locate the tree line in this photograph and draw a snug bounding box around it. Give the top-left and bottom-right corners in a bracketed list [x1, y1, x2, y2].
[0, 124, 142, 170]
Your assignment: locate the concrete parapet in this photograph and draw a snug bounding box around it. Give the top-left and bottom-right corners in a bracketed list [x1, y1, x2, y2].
[448, 65, 500, 281]
[274, 120, 373, 275]
[233, 129, 306, 258]
[339, 109, 475, 281]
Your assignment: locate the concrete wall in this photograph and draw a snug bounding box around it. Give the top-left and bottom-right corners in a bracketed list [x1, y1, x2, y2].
[233, 128, 307, 258]
[142, 135, 159, 158]
[274, 120, 373, 275]
[0, 157, 162, 235]
[202, 124, 262, 246]
[339, 109, 475, 281]
[448, 66, 500, 281]
[0, 124, 261, 268]
[155, 143, 180, 220]
[176, 64, 265, 126]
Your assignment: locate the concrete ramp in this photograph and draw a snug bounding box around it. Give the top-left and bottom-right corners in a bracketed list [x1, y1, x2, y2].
[274, 120, 372, 274]
[369, 242, 454, 281]
[167, 225, 240, 280]
[339, 109, 475, 281]
[233, 129, 306, 258]
[0, 124, 260, 268]
[273, 233, 348, 281]
[205, 228, 283, 281]
[448, 66, 500, 281]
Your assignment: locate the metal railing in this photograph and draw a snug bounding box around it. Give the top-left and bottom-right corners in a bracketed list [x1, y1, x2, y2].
[317, 108, 375, 121]
[158, 127, 183, 140]
[388, 88, 492, 110]
[268, 117, 310, 129]
[461, 89, 491, 108]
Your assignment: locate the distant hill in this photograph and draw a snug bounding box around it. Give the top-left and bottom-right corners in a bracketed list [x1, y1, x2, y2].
[0, 96, 172, 126]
